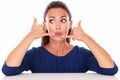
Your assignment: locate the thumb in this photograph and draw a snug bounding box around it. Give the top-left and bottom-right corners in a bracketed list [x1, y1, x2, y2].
[33, 17, 37, 25]
[31, 17, 37, 30]
[77, 20, 81, 28]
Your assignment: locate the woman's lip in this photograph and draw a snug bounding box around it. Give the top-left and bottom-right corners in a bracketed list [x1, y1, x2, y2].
[55, 32, 62, 36]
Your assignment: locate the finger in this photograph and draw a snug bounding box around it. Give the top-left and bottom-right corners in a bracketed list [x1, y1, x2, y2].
[77, 20, 81, 28]
[43, 33, 50, 36]
[66, 35, 75, 41]
[36, 24, 43, 28]
[31, 18, 37, 30]
[43, 24, 47, 32]
[63, 35, 74, 39]
[72, 27, 75, 29]
[50, 32, 55, 36]
[33, 17, 37, 25]
[37, 24, 47, 32]
[44, 32, 55, 37]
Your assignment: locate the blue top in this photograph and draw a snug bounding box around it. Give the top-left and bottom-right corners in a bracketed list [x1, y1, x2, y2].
[2, 46, 118, 76]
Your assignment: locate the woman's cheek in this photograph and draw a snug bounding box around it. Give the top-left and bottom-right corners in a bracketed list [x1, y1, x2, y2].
[48, 29, 55, 36]
[63, 28, 68, 36]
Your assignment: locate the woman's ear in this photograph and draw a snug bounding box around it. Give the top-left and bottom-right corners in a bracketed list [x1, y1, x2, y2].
[43, 22, 47, 31]
[69, 20, 73, 29]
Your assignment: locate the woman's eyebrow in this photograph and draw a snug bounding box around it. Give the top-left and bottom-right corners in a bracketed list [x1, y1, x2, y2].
[61, 16, 67, 18]
[49, 16, 55, 18]
[48, 16, 67, 19]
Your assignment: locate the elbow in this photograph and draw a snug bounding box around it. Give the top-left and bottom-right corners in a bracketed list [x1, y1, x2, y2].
[100, 64, 118, 75]
[109, 65, 118, 75]
[2, 68, 13, 76]
[2, 67, 19, 76]
[2, 64, 21, 76]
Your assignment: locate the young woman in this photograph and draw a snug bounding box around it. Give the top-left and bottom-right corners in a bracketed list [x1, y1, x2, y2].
[2, 1, 118, 76]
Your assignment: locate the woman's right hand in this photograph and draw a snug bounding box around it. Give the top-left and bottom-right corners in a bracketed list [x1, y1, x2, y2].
[28, 17, 49, 40]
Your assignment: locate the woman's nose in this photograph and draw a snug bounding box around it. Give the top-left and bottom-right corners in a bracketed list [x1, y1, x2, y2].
[56, 22, 61, 30]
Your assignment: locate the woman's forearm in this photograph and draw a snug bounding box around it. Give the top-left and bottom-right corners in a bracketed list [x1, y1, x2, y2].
[83, 34, 114, 68]
[6, 34, 34, 67]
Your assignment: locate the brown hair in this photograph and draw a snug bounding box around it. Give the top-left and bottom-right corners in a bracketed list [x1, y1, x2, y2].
[41, 1, 72, 46]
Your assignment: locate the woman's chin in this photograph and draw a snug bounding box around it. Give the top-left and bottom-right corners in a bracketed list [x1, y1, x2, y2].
[52, 36, 65, 42]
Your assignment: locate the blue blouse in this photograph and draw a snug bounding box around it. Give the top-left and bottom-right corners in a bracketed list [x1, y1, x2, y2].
[2, 46, 118, 76]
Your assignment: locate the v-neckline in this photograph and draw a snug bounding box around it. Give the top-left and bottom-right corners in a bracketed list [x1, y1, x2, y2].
[41, 46, 77, 58]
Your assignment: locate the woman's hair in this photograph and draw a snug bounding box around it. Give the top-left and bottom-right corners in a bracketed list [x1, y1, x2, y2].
[41, 1, 72, 46]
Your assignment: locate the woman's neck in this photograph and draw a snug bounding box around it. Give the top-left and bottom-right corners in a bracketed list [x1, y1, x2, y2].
[50, 41, 67, 48]
[45, 40, 71, 56]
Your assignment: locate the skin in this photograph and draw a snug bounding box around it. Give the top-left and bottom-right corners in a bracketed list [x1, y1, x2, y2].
[44, 8, 73, 56]
[6, 8, 114, 69]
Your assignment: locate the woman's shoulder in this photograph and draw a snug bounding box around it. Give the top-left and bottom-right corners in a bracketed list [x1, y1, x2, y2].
[28, 46, 42, 51]
[26, 46, 44, 54]
[74, 45, 88, 51]
[28, 45, 90, 53]
[74, 45, 93, 55]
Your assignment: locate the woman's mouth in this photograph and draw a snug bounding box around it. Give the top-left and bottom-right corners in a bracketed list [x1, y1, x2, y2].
[55, 32, 62, 36]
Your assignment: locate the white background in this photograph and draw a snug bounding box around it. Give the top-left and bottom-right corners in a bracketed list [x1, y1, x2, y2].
[0, 0, 120, 79]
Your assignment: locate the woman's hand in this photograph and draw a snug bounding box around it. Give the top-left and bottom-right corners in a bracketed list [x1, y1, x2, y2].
[66, 21, 88, 41]
[28, 17, 49, 40]
[67, 21, 115, 68]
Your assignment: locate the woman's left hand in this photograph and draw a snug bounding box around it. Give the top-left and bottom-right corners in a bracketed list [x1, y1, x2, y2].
[66, 21, 88, 41]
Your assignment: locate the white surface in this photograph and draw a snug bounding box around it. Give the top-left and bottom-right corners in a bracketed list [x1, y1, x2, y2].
[2, 73, 118, 80]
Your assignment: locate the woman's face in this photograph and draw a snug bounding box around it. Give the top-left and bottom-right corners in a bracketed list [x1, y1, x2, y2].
[45, 8, 72, 41]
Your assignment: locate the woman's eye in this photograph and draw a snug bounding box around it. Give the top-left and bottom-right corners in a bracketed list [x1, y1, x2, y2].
[49, 19, 54, 24]
[61, 19, 67, 23]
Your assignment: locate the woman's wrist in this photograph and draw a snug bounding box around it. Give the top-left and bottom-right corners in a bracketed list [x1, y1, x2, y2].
[79, 33, 90, 42]
[26, 32, 36, 41]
